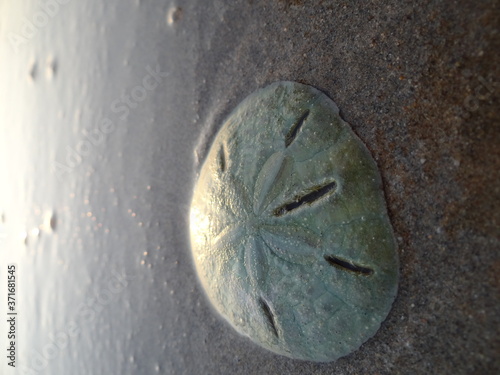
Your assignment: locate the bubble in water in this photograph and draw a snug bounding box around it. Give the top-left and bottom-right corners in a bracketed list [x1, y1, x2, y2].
[20, 231, 28, 245]
[28, 61, 38, 82]
[166, 6, 183, 26]
[42, 210, 57, 232]
[45, 56, 57, 80]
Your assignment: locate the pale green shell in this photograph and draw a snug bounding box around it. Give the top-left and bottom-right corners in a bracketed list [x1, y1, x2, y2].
[190, 81, 398, 362]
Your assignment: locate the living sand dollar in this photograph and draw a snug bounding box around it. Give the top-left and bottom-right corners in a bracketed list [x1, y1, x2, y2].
[190, 81, 398, 362]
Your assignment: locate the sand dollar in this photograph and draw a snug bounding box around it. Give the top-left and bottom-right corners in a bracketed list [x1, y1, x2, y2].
[190, 81, 398, 362]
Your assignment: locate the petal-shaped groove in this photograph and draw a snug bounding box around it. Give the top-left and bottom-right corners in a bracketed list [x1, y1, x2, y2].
[217, 144, 227, 172]
[273, 180, 337, 217]
[324, 255, 374, 276]
[259, 297, 279, 338]
[285, 109, 310, 147]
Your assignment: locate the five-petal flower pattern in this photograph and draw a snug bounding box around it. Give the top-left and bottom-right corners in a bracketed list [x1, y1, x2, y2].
[190, 82, 399, 362]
